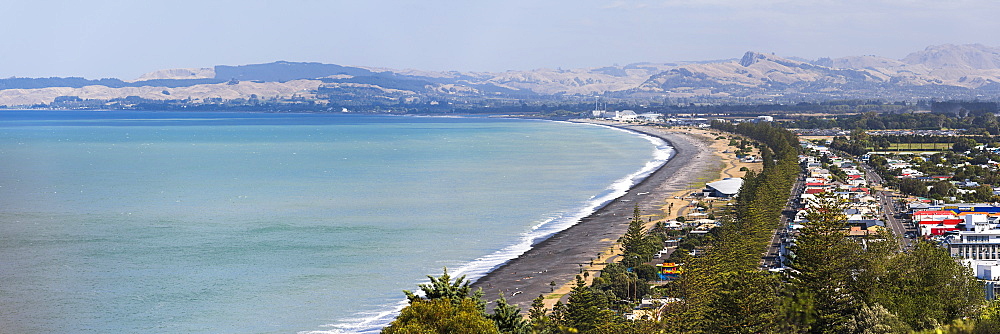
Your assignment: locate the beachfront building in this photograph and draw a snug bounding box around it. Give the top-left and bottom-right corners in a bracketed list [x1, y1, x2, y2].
[704, 178, 743, 198]
[614, 110, 638, 121]
[664, 117, 711, 127]
[637, 112, 663, 122]
[655, 262, 682, 281]
[595, 110, 642, 122]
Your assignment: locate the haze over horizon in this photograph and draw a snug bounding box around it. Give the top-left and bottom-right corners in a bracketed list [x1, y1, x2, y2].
[3, 0, 999, 80]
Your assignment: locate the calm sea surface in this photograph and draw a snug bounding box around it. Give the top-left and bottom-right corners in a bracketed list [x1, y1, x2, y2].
[0, 111, 670, 333]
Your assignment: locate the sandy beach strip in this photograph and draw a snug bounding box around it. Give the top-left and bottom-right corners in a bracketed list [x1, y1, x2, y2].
[470, 121, 732, 311]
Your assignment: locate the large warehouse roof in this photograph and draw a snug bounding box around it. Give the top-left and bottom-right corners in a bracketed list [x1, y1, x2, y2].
[706, 178, 743, 196]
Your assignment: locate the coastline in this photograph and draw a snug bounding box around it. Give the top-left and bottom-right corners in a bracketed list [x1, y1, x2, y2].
[470, 121, 730, 311]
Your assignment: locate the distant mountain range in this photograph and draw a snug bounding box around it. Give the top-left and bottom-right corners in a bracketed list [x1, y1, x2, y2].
[5, 44, 1000, 107]
[633, 44, 1000, 100]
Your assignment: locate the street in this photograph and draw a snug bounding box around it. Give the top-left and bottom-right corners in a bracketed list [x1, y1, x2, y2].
[761, 176, 804, 268]
[861, 163, 914, 250]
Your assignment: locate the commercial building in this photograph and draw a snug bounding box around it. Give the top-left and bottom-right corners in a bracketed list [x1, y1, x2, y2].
[704, 178, 743, 198]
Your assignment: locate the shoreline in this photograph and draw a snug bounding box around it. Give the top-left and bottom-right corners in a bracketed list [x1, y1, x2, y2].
[470, 121, 728, 311]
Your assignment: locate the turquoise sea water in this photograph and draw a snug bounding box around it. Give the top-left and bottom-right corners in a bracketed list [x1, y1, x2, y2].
[0, 111, 670, 333]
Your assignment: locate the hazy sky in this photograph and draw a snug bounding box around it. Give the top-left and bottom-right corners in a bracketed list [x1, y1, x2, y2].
[3, 0, 999, 79]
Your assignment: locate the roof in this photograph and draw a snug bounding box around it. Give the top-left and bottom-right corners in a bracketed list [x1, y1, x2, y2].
[913, 211, 956, 216]
[847, 219, 885, 228]
[706, 178, 743, 195]
[920, 219, 963, 225]
[952, 207, 1000, 214]
[805, 188, 826, 194]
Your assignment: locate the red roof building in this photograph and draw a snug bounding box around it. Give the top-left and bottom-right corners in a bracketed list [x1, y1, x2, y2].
[913, 210, 957, 218]
[919, 218, 964, 236]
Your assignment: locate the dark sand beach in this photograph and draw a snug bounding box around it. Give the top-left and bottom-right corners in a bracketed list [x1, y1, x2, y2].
[470, 123, 723, 311]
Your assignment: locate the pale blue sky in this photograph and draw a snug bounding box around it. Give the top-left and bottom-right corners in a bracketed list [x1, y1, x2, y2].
[2, 0, 998, 79]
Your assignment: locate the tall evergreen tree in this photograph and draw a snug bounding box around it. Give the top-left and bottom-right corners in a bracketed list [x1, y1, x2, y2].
[620, 205, 656, 268]
[490, 297, 529, 334]
[787, 194, 862, 333]
[528, 295, 557, 334]
[404, 267, 484, 309]
[565, 275, 616, 332]
[383, 298, 500, 334]
[706, 270, 782, 333]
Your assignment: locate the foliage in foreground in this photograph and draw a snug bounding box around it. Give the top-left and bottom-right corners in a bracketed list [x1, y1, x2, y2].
[384, 268, 528, 334]
[383, 298, 500, 334]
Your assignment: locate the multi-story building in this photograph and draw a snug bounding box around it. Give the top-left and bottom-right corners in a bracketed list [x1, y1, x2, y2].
[947, 214, 1000, 260]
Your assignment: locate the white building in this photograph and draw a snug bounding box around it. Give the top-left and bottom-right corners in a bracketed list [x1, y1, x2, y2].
[947, 214, 1000, 260]
[704, 178, 743, 198]
[596, 110, 641, 121]
[638, 113, 663, 122]
[963, 259, 1000, 300]
[614, 110, 638, 121]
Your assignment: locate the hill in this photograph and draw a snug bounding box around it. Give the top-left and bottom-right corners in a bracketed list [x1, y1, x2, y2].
[5, 44, 1000, 107]
[634, 45, 1000, 100]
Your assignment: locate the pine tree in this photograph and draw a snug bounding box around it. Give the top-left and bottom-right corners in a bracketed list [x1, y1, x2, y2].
[383, 298, 500, 334]
[399, 267, 535, 333]
[705, 270, 781, 332]
[490, 297, 529, 334]
[787, 194, 862, 333]
[528, 295, 556, 333]
[404, 267, 484, 309]
[620, 205, 661, 268]
[565, 275, 615, 332]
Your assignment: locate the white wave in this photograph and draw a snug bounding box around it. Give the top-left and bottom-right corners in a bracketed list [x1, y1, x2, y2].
[299, 299, 408, 334]
[320, 122, 674, 333]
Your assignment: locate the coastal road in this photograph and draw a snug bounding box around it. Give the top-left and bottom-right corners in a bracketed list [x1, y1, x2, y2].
[470, 125, 719, 311]
[761, 175, 804, 268]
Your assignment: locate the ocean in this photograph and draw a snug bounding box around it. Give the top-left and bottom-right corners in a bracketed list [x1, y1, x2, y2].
[0, 110, 671, 333]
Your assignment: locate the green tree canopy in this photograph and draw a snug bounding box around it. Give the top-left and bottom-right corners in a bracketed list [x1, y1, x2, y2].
[382, 298, 500, 334]
[404, 267, 484, 309]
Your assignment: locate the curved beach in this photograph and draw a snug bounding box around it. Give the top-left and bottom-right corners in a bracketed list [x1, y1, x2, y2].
[470, 123, 722, 311]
